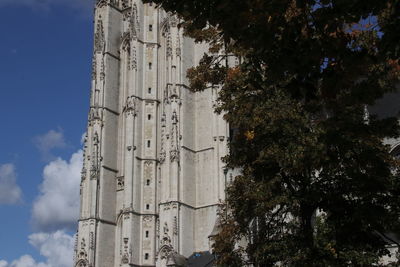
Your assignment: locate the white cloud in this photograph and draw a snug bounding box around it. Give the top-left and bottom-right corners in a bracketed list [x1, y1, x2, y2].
[34, 129, 67, 162]
[32, 150, 83, 232]
[80, 132, 87, 146]
[8, 255, 48, 267]
[1, 231, 75, 267]
[0, 164, 22, 205]
[1, 132, 82, 267]
[29, 231, 75, 267]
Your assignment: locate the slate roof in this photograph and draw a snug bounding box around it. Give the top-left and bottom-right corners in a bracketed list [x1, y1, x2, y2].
[187, 251, 215, 267]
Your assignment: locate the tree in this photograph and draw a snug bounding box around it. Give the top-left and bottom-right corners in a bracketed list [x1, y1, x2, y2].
[152, 0, 400, 266]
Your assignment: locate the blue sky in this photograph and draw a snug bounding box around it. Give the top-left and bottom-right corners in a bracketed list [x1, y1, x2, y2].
[0, 1, 93, 266]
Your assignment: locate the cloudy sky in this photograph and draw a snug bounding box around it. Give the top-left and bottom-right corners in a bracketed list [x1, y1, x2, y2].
[0, 1, 93, 266]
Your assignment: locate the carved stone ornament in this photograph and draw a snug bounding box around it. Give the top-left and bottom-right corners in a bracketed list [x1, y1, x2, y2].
[89, 105, 102, 125]
[121, 32, 131, 52]
[94, 18, 105, 53]
[74, 231, 79, 251]
[130, 5, 140, 38]
[121, 253, 129, 264]
[89, 232, 94, 250]
[131, 44, 137, 70]
[171, 111, 178, 124]
[161, 113, 167, 127]
[159, 223, 173, 260]
[121, 237, 130, 264]
[159, 245, 173, 260]
[173, 216, 178, 235]
[100, 57, 105, 81]
[169, 15, 179, 28]
[91, 55, 97, 80]
[75, 259, 89, 267]
[159, 150, 166, 164]
[116, 176, 124, 191]
[176, 31, 181, 57]
[90, 162, 99, 180]
[163, 203, 171, 211]
[143, 215, 153, 223]
[76, 238, 88, 264]
[163, 222, 169, 235]
[122, 9, 132, 24]
[96, 0, 107, 8]
[156, 218, 160, 237]
[121, 0, 130, 9]
[170, 150, 179, 162]
[169, 84, 179, 98]
[166, 29, 173, 58]
[160, 113, 167, 164]
[90, 132, 101, 180]
[176, 47, 182, 58]
[144, 163, 153, 187]
[124, 96, 137, 116]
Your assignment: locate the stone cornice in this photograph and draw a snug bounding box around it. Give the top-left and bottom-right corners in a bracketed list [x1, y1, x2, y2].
[104, 51, 120, 60]
[181, 146, 214, 154]
[135, 157, 158, 162]
[159, 200, 220, 211]
[102, 165, 118, 173]
[79, 217, 117, 226]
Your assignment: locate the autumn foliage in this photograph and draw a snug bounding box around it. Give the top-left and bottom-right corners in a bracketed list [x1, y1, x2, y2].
[152, 0, 400, 266]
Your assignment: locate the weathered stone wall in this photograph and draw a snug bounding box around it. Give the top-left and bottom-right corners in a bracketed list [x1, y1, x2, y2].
[75, 1, 229, 266]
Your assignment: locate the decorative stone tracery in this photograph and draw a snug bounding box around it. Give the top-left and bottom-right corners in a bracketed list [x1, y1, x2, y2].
[116, 176, 124, 191]
[121, 237, 130, 264]
[123, 96, 137, 117]
[130, 4, 140, 38]
[76, 238, 88, 265]
[158, 222, 173, 260]
[96, 0, 107, 8]
[94, 18, 105, 53]
[89, 106, 102, 126]
[76, 259, 89, 267]
[90, 132, 101, 180]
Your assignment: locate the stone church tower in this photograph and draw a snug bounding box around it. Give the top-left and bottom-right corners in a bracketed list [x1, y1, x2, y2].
[74, 0, 229, 266]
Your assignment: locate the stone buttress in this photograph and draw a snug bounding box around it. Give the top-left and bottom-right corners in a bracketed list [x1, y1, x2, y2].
[74, 1, 229, 266]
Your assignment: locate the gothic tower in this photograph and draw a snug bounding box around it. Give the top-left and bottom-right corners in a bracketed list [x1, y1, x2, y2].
[74, 0, 229, 266]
